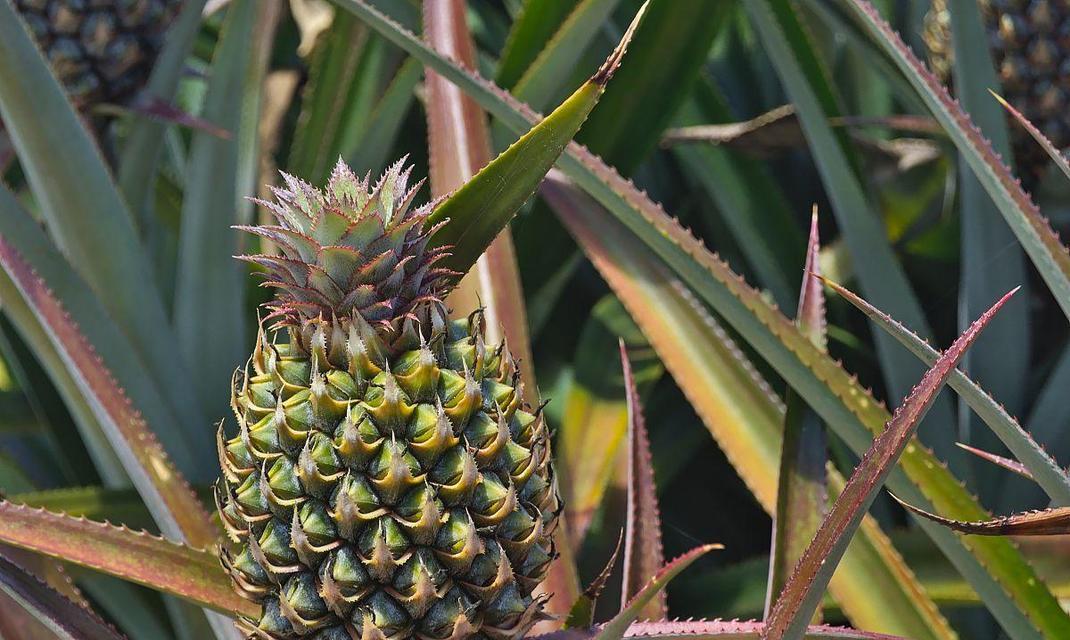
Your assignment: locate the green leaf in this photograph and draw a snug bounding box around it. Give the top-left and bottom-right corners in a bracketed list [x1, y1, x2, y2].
[840, 0, 1070, 322]
[767, 213, 829, 620]
[564, 532, 623, 630]
[945, 0, 1030, 490]
[0, 551, 123, 640]
[312, 4, 1070, 635]
[545, 176, 955, 640]
[825, 278, 1070, 507]
[557, 296, 662, 543]
[0, 7, 210, 481]
[766, 287, 1016, 639]
[423, 1, 649, 275]
[0, 503, 256, 619]
[117, 0, 209, 216]
[174, 0, 263, 418]
[345, 57, 423, 173]
[745, 0, 956, 462]
[595, 545, 721, 640]
[511, 0, 624, 111]
[496, 0, 579, 90]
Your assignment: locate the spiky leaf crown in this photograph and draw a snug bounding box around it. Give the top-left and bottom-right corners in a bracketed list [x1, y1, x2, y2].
[242, 159, 453, 348]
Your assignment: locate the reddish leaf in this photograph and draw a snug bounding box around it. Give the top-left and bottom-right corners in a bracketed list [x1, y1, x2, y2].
[113, 95, 232, 139]
[565, 531, 624, 630]
[956, 442, 1034, 481]
[619, 339, 666, 619]
[596, 544, 721, 640]
[990, 90, 1070, 183]
[766, 209, 828, 620]
[533, 619, 907, 639]
[764, 286, 1018, 639]
[891, 495, 1070, 536]
[0, 502, 255, 618]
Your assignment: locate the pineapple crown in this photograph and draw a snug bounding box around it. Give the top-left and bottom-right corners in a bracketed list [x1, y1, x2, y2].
[240, 158, 454, 345]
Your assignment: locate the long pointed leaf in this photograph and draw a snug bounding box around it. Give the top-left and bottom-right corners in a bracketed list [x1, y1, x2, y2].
[174, 0, 261, 417]
[893, 498, 1070, 537]
[619, 340, 666, 619]
[765, 287, 1015, 639]
[595, 545, 721, 640]
[424, 1, 648, 274]
[564, 532, 623, 630]
[537, 619, 907, 640]
[824, 278, 1070, 506]
[0, 502, 255, 618]
[767, 212, 829, 620]
[117, 0, 210, 214]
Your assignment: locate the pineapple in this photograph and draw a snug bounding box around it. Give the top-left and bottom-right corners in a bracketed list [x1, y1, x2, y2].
[924, 0, 1070, 181]
[216, 159, 560, 639]
[14, 0, 182, 111]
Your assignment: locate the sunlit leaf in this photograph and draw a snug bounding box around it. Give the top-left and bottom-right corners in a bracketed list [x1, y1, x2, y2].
[0, 502, 255, 618]
[892, 496, 1070, 537]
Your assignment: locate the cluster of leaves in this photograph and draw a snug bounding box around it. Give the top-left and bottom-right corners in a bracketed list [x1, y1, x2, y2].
[1, 1, 1070, 639]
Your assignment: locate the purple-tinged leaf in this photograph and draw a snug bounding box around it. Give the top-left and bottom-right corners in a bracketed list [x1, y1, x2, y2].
[957, 443, 1034, 481]
[841, 0, 1070, 322]
[595, 544, 721, 640]
[533, 618, 907, 639]
[765, 287, 1017, 640]
[795, 209, 826, 350]
[619, 339, 666, 619]
[891, 495, 1070, 536]
[0, 237, 217, 550]
[565, 531, 624, 630]
[97, 95, 231, 138]
[766, 210, 828, 621]
[0, 502, 256, 618]
[990, 90, 1070, 184]
[0, 551, 123, 640]
[821, 275, 1070, 506]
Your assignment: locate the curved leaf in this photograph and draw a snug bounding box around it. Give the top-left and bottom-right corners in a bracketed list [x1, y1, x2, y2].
[424, 1, 649, 274]
[535, 619, 907, 639]
[595, 545, 721, 640]
[0, 502, 255, 618]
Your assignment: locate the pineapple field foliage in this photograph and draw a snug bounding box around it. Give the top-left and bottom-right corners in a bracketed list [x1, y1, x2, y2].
[6, 0, 1070, 638]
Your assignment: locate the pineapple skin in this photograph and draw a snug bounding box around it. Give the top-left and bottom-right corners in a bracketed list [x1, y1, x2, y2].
[216, 161, 560, 640]
[14, 0, 182, 110]
[924, 0, 1070, 181]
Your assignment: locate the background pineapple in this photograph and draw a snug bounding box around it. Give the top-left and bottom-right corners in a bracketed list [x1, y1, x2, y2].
[924, 0, 1070, 181]
[14, 0, 182, 112]
[217, 159, 559, 639]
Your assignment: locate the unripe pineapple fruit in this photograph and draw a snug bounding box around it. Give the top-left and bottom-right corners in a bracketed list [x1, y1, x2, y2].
[216, 159, 560, 639]
[15, 0, 182, 111]
[924, 0, 1070, 180]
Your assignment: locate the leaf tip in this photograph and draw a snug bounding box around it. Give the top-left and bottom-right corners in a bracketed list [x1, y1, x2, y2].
[590, 0, 649, 86]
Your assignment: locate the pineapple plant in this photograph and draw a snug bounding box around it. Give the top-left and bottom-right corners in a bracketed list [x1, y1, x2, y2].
[923, 0, 1070, 179]
[5, 1, 1070, 640]
[217, 159, 560, 639]
[13, 0, 182, 112]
